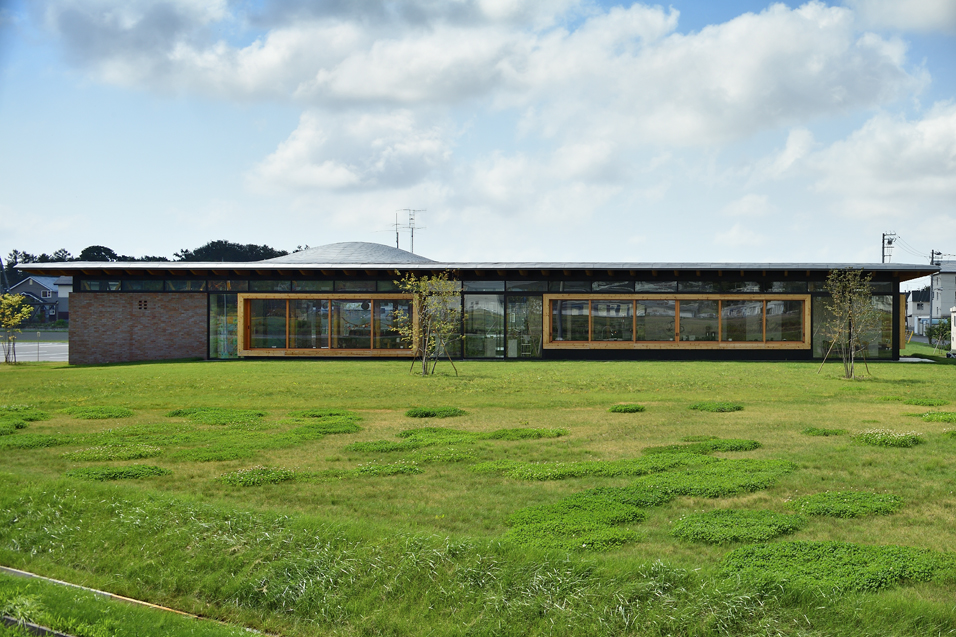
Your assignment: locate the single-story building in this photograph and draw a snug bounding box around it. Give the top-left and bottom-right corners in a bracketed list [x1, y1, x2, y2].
[19, 241, 937, 365]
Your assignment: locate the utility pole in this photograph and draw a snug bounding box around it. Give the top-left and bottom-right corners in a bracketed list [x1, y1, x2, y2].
[394, 212, 401, 249]
[930, 250, 942, 265]
[398, 209, 426, 254]
[881, 232, 896, 263]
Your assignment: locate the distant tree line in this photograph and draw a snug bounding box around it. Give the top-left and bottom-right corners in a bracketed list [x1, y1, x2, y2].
[2, 240, 290, 290]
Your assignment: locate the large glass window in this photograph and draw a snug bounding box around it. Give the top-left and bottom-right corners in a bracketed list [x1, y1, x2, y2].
[209, 294, 238, 359]
[721, 300, 764, 342]
[335, 281, 376, 292]
[81, 280, 120, 291]
[291, 300, 328, 349]
[636, 300, 676, 341]
[374, 300, 410, 349]
[551, 300, 589, 341]
[507, 281, 548, 292]
[679, 300, 718, 341]
[678, 281, 717, 292]
[766, 281, 807, 293]
[464, 281, 505, 292]
[331, 301, 372, 348]
[766, 300, 803, 341]
[507, 296, 543, 357]
[549, 281, 591, 292]
[720, 281, 760, 293]
[249, 300, 287, 348]
[593, 281, 633, 293]
[592, 300, 633, 341]
[464, 295, 505, 357]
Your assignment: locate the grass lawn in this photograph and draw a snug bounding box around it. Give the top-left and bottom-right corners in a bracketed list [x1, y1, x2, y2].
[1, 359, 955, 636]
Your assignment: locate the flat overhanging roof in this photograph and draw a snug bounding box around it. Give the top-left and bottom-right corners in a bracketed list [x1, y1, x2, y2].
[18, 260, 939, 282]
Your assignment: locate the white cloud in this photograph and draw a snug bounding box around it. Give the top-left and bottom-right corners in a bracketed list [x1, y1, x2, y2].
[810, 101, 956, 216]
[752, 129, 816, 182]
[249, 109, 453, 192]
[845, 0, 956, 34]
[714, 222, 768, 248]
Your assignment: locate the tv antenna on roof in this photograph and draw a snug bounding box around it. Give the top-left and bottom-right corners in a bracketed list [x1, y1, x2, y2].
[398, 209, 426, 254]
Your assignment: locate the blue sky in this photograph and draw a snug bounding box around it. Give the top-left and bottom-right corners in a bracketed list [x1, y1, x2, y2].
[1, 0, 954, 285]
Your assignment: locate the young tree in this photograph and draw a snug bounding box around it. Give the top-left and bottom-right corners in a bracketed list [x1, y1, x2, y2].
[394, 272, 461, 376]
[928, 318, 951, 353]
[818, 269, 881, 379]
[1, 294, 34, 364]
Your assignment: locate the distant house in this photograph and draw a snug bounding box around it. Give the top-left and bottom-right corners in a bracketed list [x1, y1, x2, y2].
[54, 276, 73, 320]
[906, 288, 931, 335]
[930, 261, 956, 327]
[7, 276, 60, 323]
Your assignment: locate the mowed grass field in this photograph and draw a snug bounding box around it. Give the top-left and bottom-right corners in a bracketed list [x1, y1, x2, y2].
[1, 358, 955, 636]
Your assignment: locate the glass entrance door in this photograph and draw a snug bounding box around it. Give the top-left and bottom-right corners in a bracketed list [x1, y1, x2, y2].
[464, 295, 504, 358]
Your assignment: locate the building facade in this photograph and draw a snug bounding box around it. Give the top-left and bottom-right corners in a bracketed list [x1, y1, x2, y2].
[21, 242, 937, 365]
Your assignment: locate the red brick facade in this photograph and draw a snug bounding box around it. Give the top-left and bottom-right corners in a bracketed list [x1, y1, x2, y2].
[70, 294, 207, 364]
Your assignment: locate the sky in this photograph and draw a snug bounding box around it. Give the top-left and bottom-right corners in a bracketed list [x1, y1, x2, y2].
[1, 0, 954, 287]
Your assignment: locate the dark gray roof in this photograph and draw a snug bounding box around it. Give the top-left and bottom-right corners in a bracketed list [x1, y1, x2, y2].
[908, 289, 931, 302]
[10, 275, 58, 290]
[261, 242, 435, 264]
[937, 260, 956, 273]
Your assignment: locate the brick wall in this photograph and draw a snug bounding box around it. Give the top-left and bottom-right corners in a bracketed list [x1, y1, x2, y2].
[70, 294, 207, 364]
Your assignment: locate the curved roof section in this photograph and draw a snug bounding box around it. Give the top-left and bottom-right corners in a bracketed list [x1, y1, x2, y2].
[260, 242, 435, 264]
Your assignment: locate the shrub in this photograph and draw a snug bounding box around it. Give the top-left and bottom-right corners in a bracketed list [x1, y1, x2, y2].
[65, 465, 171, 481]
[853, 429, 923, 448]
[405, 407, 466, 418]
[218, 466, 296, 486]
[921, 412, 956, 423]
[63, 406, 134, 420]
[689, 402, 743, 413]
[643, 439, 761, 455]
[167, 407, 267, 426]
[62, 444, 162, 461]
[721, 541, 956, 592]
[903, 398, 948, 407]
[608, 404, 645, 413]
[672, 509, 804, 544]
[802, 427, 847, 436]
[788, 491, 903, 518]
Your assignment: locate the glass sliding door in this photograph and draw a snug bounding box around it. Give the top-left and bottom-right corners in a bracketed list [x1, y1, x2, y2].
[331, 301, 372, 349]
[291, 299, 328, 349]
[464, 295, 504, 358]
[209, 294, 238, 358]
[679, 300, 718, 342]
[551, 300, 589, 341]
[373, 299, 411, 349]
[507, 296, 543, 357]
[249, 299, 287, 348]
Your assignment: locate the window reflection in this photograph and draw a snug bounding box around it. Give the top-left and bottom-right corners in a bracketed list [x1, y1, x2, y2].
[551, 300, 589, 341]
[721, 301, 764, 342]
[636, 300, 676, 341]
[374, 300, 410, 349]
[464, 295, 505, 357]
[766, 300, 803, 341]
[507, 296, 543, 357]
[331, 301, 371, 348]
[592, 300, 633, 341]
[291, 300, 328, 348]
[679, 300, 718, 341]
[249, 299, 287, 348]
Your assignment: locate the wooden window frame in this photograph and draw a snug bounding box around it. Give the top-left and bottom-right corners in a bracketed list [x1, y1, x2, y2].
[238, 293, 416, 357]
[543, 294, 810, 350]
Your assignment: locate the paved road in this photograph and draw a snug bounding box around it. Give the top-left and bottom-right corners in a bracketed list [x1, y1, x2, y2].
[5, 342, 69, 363]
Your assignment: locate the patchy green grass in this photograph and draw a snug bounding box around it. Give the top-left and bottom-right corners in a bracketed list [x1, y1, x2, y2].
[689, 401, 743, 413]
[64, 465, 171, 481]
[405, 407, 466, 418]
[802, 426, 847, 436]
[166, 407, 267, 426]
[902, 398, 948, 407]
[608, 404, 645, 413]
[854, 429, 924, 448]
[62, 444, 162, 462]
[921, 412, 956, 423]
[2, 359, 956, 636]
[63, 406, 135, 419]
[642, 438, 761, 455]
[789, 491, 904, 518]
[722, 541, 956, 593]
[672, 509, 804, 544]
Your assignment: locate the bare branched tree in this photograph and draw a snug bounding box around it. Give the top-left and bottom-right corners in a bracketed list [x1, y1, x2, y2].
[394, 272, 461, 376]
[817, 269, 881, 379]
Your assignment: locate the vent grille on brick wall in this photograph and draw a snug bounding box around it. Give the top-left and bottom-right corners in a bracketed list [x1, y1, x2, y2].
[137, 300, 148, 310]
